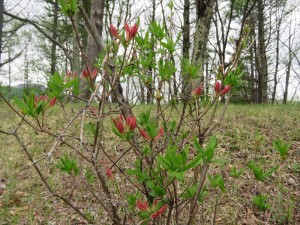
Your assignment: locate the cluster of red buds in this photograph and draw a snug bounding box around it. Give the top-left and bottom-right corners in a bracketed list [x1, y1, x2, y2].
[110, 22, 138, 43]
[191, 85, 203, 97]
[34, 95, 56, 109]
[136, 199, 167, 219]
[214, 80, 231, 96]
[66, 71, 77, 80]
[112, 115, 137, 134]
[140, 127, 164, 141]
[82, 68, 98, 80]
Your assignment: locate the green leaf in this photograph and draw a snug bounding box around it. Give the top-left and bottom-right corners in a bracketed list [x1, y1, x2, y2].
[146, 181, 166, 197]
[248, 160, 278, 182]
[208, 174, 226, 192]
[253, 194, 270, 211]
[273, 139, 290, 160]
[56, 155, 79, 176]
[157, 155, 172, 169]
[184, 155, 202, 170]
[138, 109, 151, 126]
[181, 58, 200, 80]
[126, 192, 141, 211]
[148, 21, 165, 41]
[85, 122, 97, 137]
[169, 170, 184, 181]
[14, 97, 28, 114]
[229, 166, 244, 178]
[47, 71, 65, 99]
[85, 168, 95, 183]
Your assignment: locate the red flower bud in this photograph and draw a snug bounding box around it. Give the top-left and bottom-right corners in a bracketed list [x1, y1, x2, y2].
[34, 96, 39, 106]
[82, 69, 89, 78]
[66, 71, 77, 79]
[140, 129, 152, 140]
[39, 95, 48, 102]
[154, 128, 164, 141]
[110, 24, 121, 40]
[158, 204, 167, 214]
[116, 118, 125, 134]
[82, 68, 98, 79]
[192, 86, 203, 97]
[112, 115, 137, 137]
[136, 200, 149, 211]
[221, 85, 231, 95]
[140, 127, 164, 141]
[106, 168, 113, 179]
[91, 69, 98, 79]
[126, 116, 136, 131]
[49, 97, 56, 107]
[150, 204, 167, 219]
[124, 22, 138, 41]
[214, 80, 222, 94]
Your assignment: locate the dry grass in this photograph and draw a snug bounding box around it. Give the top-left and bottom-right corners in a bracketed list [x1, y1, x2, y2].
[0, 102, 299, 224]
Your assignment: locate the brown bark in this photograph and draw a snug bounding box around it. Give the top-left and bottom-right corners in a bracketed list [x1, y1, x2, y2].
[257, 0, 268, 103]
[80, 0, 105, 100]
[181, 0, 190, 98]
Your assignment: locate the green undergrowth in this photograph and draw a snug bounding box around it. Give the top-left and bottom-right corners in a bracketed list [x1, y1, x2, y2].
[0, 102, 299, 224]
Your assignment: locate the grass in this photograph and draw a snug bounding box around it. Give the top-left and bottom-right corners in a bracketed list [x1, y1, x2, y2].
[0, 102, 299, 224]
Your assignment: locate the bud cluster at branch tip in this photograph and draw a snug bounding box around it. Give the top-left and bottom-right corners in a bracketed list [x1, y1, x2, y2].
[214, 80, 232, 96]
[34, 95, 56, 109]
[140, 127, 164, 141]
[82, 68, 98, 80]
[136, 199, 167, 219]
[191, 85, 203, 97]
[110, 22, 138, 43]
[112, 115, 137, 134]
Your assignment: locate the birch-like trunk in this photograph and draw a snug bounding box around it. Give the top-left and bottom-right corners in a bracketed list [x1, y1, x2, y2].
[192, 0, 216, 85]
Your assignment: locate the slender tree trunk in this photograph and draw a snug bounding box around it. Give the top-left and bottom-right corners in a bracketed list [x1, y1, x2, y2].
[249, 16, 256, 103]
[146, 0, 156, 104]
[71, 11, 80, 77]
[0, 0, 4, 65]
[192, 0, 216, 84]
[81, 0, 105, 100]
[283, 24, 293, 104]
[271, 19, 280, 103]
[257, 0, 268, 103]
[50, 0, 58, 75]
[139, 76, 145, 103]
[181, 0, 190, 98]
[8, 47, 11, 100]
[24, 47, 29, 95]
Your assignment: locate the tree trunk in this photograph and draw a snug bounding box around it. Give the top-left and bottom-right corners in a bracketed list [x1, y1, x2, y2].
[81, 0, 105, 100]
[71, 11, 80, 77]
[50, 0, 58, 75]
[192, 0, 216, 85]
[146, 0, 156, 104]
[271, 18, 280, 103]
[181, 0, 190, 99]
[257, 0, 268, 103]
[283, 23, 293, 104]
[0, 0, 3, 65]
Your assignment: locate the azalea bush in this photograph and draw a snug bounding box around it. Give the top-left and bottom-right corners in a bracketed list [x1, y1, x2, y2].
[0, 1, 293, 224]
